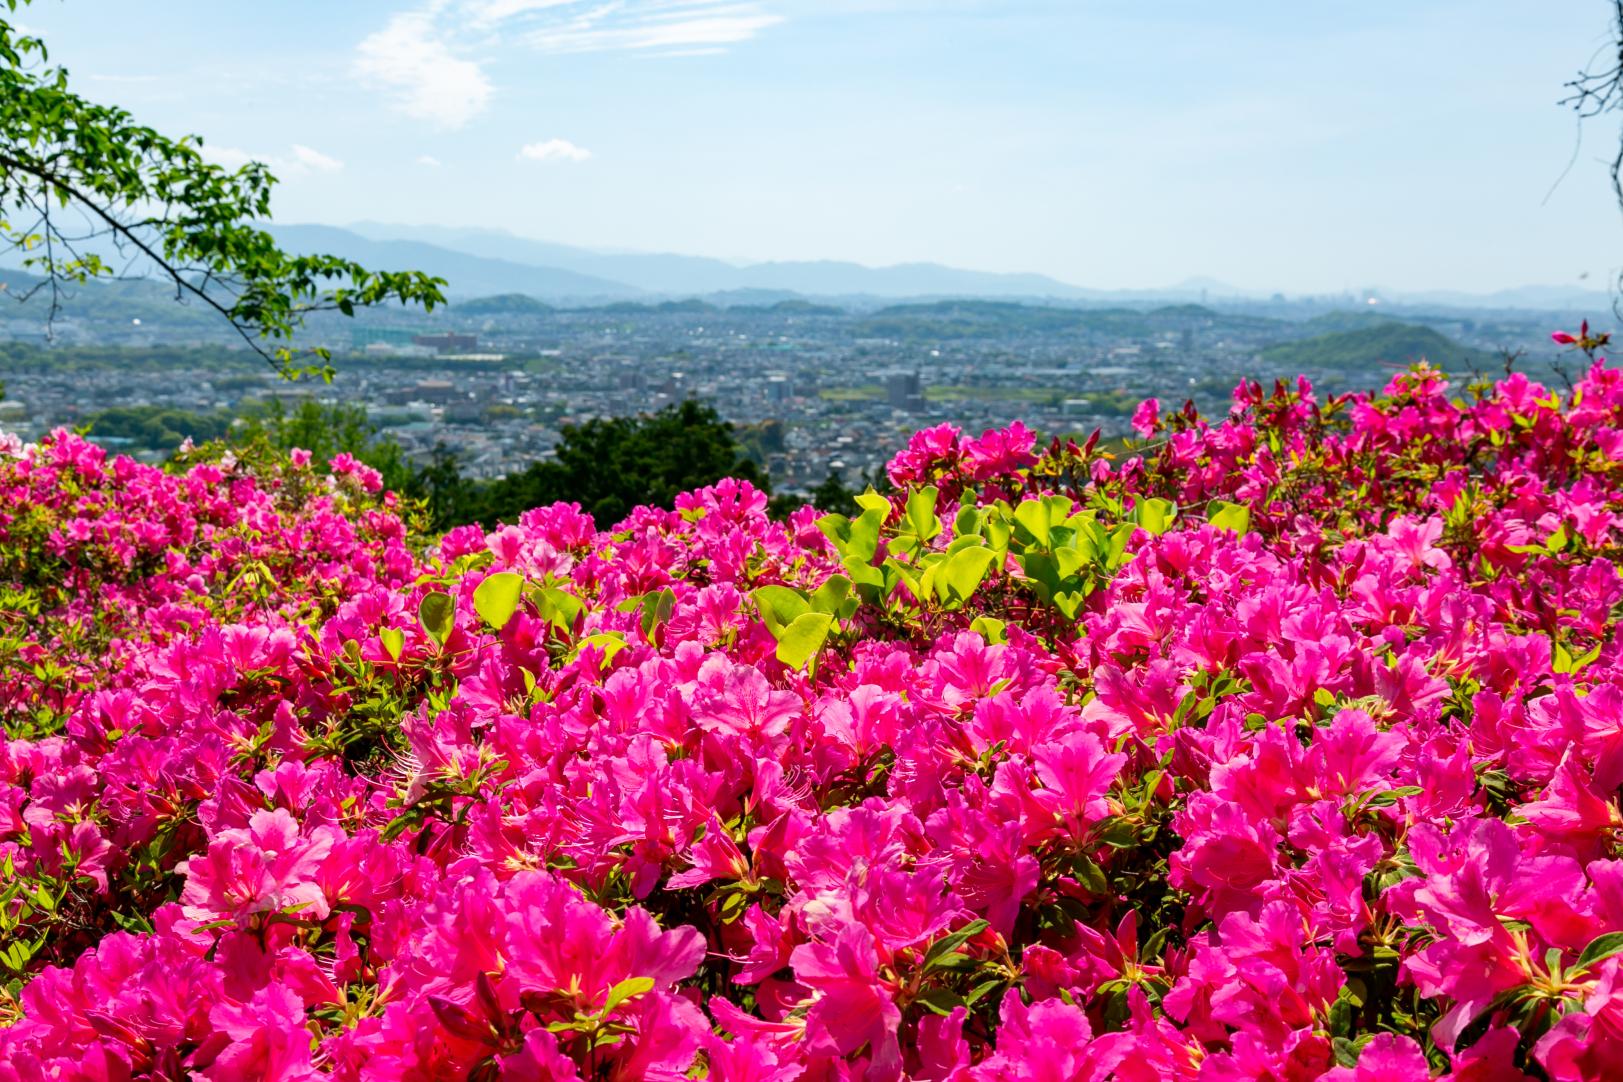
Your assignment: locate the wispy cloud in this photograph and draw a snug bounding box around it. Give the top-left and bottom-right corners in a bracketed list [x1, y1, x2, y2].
[417, 154, 444, 167]
[518, 138, 592, 162]
[465, 0, 578, 29]
[354, 2, 781, 124]
[515, 3, 785, 55]
[354, 8, 494, 128]
[290, 144, 344, 173]
[202, 143, 346, 177]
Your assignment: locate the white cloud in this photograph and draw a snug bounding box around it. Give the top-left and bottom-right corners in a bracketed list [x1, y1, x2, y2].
[354, 9, 493, 129]
[466, 0, 577, 29]
[291, 144, 345, 173]
[518, 3, 785, 55]
[417, 154, 444, 167]
[518, 138, 592, 162]
[201, 144, 345, 178]
[201, 145, 256, 171]
[355, 1, 779, 125]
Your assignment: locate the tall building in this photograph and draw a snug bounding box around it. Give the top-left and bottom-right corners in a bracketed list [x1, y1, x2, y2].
[886, 371, 924, 412]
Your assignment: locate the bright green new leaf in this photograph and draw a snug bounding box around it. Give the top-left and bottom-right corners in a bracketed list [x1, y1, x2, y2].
[815, 513, 852, 553]
[641, 588, 676, 640]
[1052, 590, 1087, 621]
[938, 545, 998, 605]
[969, 615, 1007, 643]
[906, 485, 942, 541]
[854, 488, 890, 515]
[775, 612, 834, 670]
[841, 554, 886, 592]
[1136, 497, 1176, 535]
[530, 587, 583, 633]
[379, 627, 404, 662]
[575, 633, 628, 665]
[809, 575, 852, 615]
[752, 585, 810, 638]
[847, 507, 886, 564]
[1013, 498, 1051, 546]
[472, 572, 524, 631]
[1207, 500, 1252, 535]
[418, 592, 454, 646]
[602, 976, 655, 1013]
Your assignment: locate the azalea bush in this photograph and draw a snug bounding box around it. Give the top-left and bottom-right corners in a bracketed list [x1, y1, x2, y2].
[4, 340, 1623, 1079]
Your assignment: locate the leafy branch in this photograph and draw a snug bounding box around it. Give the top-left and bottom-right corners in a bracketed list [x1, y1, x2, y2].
[0, 0, 446, 375]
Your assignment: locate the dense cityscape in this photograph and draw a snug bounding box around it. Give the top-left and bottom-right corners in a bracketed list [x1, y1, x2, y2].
[0, 281, 1587, 494]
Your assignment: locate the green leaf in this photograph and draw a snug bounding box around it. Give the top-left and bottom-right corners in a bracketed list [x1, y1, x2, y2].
[938, 545, 998, 605]
[1575, 931, 1623, 974]
[1052, 590, 1087, 621]
[923, 919, 990, 969]
[854, 488, 890, 515]
[602, 976, 655, 1013]
[1013, 498, 1051, 546]
[575, 633, 628, 666]
[529, 587, 583, 633]
[965, 977, 1005, 1006]
[969, 615, 1007, 644]
[775, 612, 834, 670]
[752, 585, 810, 638]
[906, 485, 941, 541]
[913, 987, 965, 1016]
[1363, 786, 1423, 808]
[418, 591, 454, 646]
[379, 627, 404, 662]
[847, 507, 886, 564]
[640, 588, 676, 640]
[1135, 497, 1176, 535]
[1207, 499, 1251, 535]
[472, 572, 524, 631]
[809, 575, 851, 615]
[1071, 857, 1109, 894]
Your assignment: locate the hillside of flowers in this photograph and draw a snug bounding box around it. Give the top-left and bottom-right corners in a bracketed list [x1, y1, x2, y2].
[4, 340, 1623, 1080]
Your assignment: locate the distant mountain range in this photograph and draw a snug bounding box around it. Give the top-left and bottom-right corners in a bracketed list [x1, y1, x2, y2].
[267, 222, 1616, 311]
[268, 225, 640, 299]
[5, 220, 1614, 312]
[270, 222, 1097, 301]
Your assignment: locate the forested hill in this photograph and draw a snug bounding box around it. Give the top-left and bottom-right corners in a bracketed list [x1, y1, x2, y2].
[1259, 321, 1492, 372]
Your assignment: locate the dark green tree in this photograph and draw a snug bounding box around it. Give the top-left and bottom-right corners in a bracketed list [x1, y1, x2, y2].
[472, 400, 768, 527]
[236, 399, 418, 494]
[809, 470, 862, 517]
[415, 443, 482, 532]
[0, 0, 443, 374]
[83, 404, 234, 452]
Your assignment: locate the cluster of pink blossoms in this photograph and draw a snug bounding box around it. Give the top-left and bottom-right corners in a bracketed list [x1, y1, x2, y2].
[4, 353, 1623, 1080]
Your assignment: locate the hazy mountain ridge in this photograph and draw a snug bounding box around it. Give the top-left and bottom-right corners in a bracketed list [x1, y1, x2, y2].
[267, 225, 644, 300]
[343, 222, 1095, 299]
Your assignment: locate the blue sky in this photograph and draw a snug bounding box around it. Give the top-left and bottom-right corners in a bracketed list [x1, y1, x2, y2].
[17, 0, 1623, 293]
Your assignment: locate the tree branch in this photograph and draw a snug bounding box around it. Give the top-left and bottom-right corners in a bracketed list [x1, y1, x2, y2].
[0, 148, 283, 366]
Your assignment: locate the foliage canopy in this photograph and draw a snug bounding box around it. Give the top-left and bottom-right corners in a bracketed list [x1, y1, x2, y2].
[0, 0, 444, 375]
